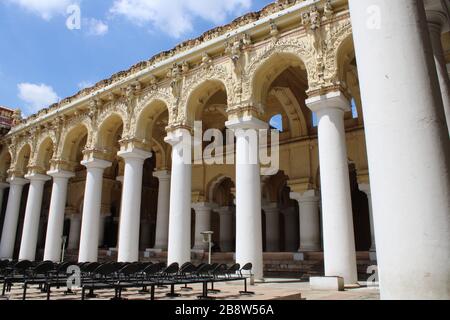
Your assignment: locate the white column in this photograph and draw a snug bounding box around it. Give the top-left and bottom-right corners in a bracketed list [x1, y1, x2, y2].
[117, 148, 151, 262]
[282, 208, 298, 252]
[43, 170, 74, 262]
[78, 159, 111, 263]
[98, 214, 108, 248]
[0, 183, 8, 214]
[153, 170, 171, 250]
[358, 184, 376, 258]
[68, 214, 81, 250]
[139, 219, 151, 249]
[226, 116, 267, 280]
[165, 129, 192, 265]
[262, 202, 280, 252]
[18, 174, 50, 261]
[306, 91, 358, 285]
[192, 203, 213, 251]
[216, 206, 234, 252]
[426, 9, 450, 134]
[349, 0, 450, 299]
[291, 190, 321, 252]
[0, 177, 28, 260]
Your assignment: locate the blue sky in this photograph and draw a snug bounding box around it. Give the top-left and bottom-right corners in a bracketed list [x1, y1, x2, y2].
[0, 0, 274, 116]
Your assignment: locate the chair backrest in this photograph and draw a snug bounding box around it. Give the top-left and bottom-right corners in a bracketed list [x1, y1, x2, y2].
[14, 260, 33, 272]
[163, 263, 179, 275]
[143, 263, 161, 276]
[33, 261, 55, 275]
[196, 263, 213, 275]
[241, 263, 253, 272]
[119, 263, 142, 276]
[83, 262, 101, 273]
[226, 263, 241, 274]
[94, 263, 120, 277]
[179, 263, 196, 274]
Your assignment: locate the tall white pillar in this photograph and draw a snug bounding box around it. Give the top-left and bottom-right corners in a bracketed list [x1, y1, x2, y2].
[0, 182, 8, 214]
[153, 170, 171, 250]
[139, 219, 151, 249]
[349, 0, 450, 299]
[192, 202, 213, 251]
[262, 202, 280, 252]
[117, 148, 151, 262]
[43, 170, 74, 262]
[165, 129, 192, 265]
[78, 159, 111, 263]
[18, 174, 50, 261]
[358, 184, 376, 260]
[226, 116, 267, 280]
[0, 177, 28, 260]
[306, 91, 358, 285]
[282, 207, 298, 252]
[68, 214, 81, 250]
[426, 9, 450, 134]
[292, 190, 321, 252]
[216, 206, 234, 252]
[98, 214, 108, 248]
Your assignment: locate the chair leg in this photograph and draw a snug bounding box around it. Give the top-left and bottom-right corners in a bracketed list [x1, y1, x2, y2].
[198, 282, 214, 300]
[208, 282, 221, 294]
[166, 284, 181, 298]
[239, 278, 255, 295]
[22, 283, 27, 301]
[150, 285, 155, 301]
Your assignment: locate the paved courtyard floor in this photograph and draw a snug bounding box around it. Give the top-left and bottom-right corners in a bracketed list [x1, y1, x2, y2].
[2, 279, 380, 301]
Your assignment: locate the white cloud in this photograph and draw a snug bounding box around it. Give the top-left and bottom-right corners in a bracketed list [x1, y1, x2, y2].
[85, 18, 109, 36]
[7, 0, 75, 20]
[110, 0, 252, 38]
[17, 83, 60, 115]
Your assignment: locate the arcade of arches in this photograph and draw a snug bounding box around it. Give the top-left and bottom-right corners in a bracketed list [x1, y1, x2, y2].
[0, 0, 449, 300]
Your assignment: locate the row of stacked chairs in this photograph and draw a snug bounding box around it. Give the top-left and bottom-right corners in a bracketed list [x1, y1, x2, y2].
[0, 259, 254, 300]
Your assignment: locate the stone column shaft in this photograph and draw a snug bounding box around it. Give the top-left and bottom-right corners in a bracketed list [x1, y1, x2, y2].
[68, 215, 81, 250]
[292, 190, 321, 252]
[117, 148, 151, 262]
[0, 183, 8, 214]
[226, 116, 267, 280]
[263, 203, 280, 252]
[217, 207, 234, 252]
[19, 174, 50, 261]
[153, 170, 171, 250]
[349, 0, 450, 299]
[192, 203, 213, 251]
[0, 177, 28, 260]
[165, 130, 193, 265]
[306, 91, 358, 285]
[78, 159, 111, 263]
[43, 170, 74, 262]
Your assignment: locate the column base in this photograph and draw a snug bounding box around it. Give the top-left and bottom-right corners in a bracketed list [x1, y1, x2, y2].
[310, 277, 345, 291]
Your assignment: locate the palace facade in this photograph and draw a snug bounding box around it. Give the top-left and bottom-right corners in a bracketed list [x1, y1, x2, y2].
[0, 0, 449, 300]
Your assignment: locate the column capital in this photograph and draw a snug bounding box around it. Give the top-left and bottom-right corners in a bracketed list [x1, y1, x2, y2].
[24, 173, 51, 182]
[262, 201, 278, 214]
[164, 128, 195, 147]
[291, 189, 320, 203]
[192, 202, 217, 211]
[47, 169, 75, 180]
[305, 90, 350, 114]
[215, 206, 234, 215]
[153, 170, 171, 181]
[117, 148, 152, 161]
[7, 176, 29, 186]
[358, 183, 371, 196]
[116, 175, 124, 184]
[225, 115, 268, 131]
[81, 158, 112, 170]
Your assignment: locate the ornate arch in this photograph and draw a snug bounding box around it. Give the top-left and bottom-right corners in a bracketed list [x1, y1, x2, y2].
[178, 64, 233, 125]
[0, 146, 12, 181]
[243, 40, 311, 111]
[134, 88, 174, 128]
[206, 174, 236, 204]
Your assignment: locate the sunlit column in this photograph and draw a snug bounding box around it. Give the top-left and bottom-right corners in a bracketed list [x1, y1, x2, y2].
[216, 206, 234, 252]
[262, 202, 280, 252]
[0, 177, 28, 260]
[291, 190, 321, 252]
[18, 173, 50, 261]
[153, 170, 171, 250]
[192, 202, 213, 251]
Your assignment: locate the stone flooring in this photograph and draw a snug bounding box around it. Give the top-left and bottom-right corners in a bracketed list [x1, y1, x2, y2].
[2, 279, 380, 301]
